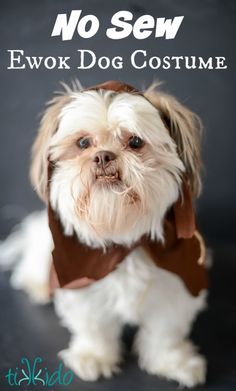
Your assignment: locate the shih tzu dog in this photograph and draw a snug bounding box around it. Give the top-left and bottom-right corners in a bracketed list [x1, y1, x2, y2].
[0, 80, 208, 387]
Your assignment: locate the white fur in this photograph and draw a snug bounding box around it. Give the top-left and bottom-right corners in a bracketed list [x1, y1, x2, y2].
[0, 211, 52, 303]
[55, 91, 169, 144]
[0, 89, 207, 387]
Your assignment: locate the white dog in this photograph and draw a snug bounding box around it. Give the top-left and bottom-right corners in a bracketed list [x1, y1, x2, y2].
[0, 80, 208, 387]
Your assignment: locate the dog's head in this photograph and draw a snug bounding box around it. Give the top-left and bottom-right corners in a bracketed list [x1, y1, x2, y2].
[30, 81, 202, 246]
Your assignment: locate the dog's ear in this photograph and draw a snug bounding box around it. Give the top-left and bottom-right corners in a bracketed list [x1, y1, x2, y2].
[144, 86, 203, 198]
[30, 94, 72, 202]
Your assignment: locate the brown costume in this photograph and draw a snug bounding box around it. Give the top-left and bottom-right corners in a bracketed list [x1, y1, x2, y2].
[48, 81, 208, 297]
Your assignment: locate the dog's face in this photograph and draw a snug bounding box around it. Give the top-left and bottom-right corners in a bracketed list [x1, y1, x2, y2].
[31, 84, 202, 247]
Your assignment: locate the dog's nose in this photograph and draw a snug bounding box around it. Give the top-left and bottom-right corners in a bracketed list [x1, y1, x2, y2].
[93, 151, 117, 167]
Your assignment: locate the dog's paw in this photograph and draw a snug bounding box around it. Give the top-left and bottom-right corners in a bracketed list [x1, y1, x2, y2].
[139, 340, 206, 388]
[162, 353, 206, 388]
[173, 354, 206, 388]
[59, 349, 120, 381]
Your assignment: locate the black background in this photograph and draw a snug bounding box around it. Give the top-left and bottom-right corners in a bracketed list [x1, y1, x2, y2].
[0, 1, 235, 390]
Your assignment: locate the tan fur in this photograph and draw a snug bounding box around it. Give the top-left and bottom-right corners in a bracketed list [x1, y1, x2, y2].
[30, 94, 73, 200]
[144, 85, 202, 197]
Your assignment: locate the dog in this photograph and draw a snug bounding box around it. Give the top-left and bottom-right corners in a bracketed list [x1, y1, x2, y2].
[0, 80, 208, 387]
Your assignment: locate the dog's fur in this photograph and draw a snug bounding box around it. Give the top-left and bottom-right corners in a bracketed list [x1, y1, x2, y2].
[0, 82, 207, 387]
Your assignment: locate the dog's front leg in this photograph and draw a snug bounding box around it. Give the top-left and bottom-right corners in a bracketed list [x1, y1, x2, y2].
[134, 267, 207, 388]
[54, 288, 123, 381]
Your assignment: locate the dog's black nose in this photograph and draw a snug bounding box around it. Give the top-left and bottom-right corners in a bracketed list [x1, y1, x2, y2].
[93, 151, 117, 167]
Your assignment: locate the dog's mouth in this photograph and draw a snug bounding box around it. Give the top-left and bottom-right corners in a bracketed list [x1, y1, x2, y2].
[95, 168, 121, 185]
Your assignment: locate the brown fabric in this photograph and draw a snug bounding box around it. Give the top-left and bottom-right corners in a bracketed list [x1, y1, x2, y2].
[47, 80, 208, 297]
[84, 80, 139, 94]
[141, 218, 207, 296]
[173, 178, 196, 239]
[48, 202, 207, 297]
[48, 202, 138, 288]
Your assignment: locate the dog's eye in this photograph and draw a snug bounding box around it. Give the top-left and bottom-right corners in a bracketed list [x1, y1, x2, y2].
[76, 137, 91, 149]
[128, 136, 144, 149]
